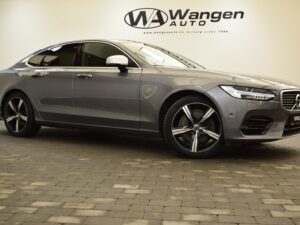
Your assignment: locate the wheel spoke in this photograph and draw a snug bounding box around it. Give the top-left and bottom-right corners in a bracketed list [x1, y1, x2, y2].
[191, 131, 199, 152]
[199, 107, 215, 124]
[19, 114, 28, 122]
[15, 118, 20, 132]
[172, 127, 193, 136]
[182, 105, 194, 124]
[6, 115, 17, 123]
[201, 128, 220, 140]
[8, 101, 17, 113]
[18, 99, 24, 111]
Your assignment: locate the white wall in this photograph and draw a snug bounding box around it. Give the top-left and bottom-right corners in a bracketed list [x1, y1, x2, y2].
[0, 0, 299, 84]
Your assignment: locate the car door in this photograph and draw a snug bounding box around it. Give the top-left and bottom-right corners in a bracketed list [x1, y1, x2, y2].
[73, 42, 141, 128]
[25, 43, 81, 123]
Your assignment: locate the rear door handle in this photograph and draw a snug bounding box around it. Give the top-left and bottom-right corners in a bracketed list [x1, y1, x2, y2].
[77, 73, 93, 79]
[31, 73, 44, 78]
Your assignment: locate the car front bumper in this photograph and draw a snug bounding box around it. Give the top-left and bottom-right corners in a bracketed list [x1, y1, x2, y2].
[207, 87, 300, 142]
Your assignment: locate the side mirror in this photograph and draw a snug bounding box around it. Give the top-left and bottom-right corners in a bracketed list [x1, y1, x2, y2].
[106, 55, 129, 73]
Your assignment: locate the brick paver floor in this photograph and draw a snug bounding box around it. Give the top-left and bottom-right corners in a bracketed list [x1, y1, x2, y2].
[0, 123, 300, 225]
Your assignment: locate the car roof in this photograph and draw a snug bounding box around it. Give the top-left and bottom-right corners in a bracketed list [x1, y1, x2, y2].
[50, 39, 143, 46]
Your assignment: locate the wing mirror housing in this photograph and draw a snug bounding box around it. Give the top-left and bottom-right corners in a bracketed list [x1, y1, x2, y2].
[106, 55, 129, 73]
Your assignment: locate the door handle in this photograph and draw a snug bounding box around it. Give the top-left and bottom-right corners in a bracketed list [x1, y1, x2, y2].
[31, 73, 44, 78]
[77, 73, 93, 79]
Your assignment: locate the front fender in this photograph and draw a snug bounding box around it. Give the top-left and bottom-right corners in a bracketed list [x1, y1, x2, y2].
[139, 72, 234, 132]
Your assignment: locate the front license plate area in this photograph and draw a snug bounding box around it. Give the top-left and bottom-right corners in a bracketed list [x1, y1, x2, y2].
[289, 114, 300, 126]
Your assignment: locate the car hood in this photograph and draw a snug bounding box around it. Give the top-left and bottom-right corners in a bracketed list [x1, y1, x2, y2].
[156, 67, 299, 91]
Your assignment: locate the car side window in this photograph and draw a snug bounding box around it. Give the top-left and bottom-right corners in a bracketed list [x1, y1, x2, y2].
[81, 42, 138, 68]
[28, 44, 80, 67]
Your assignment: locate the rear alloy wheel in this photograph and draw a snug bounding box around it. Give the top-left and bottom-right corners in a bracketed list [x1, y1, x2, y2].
[3, 92, 41, 137]
[164, 96, 223, 158]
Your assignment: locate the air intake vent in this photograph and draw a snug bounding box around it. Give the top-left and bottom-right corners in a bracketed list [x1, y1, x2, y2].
[281, 91, 300, 111]
[241, 116, 273, 135]
[283, 125, 300, 137]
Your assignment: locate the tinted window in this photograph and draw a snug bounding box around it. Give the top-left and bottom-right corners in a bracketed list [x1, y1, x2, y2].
[28, 55, 44, 66]
[28, 44, 80, 67]
[81, 42, 137, 67]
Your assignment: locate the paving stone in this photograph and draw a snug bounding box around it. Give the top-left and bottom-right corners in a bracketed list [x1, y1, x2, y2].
[149, 200, 181, 207]
[3, 207, 37, 214]
[239, 184, 264, 189]
[63, 202, 94, 209]
[125, 189, 151, 194]
[125, 219, 162, 225]
[130, 205, 163, 213]
[162, 221, 197, 225]
[182, 214, 216, 221]
[229, 188, 254, 193]
[86, 197, 116, 203]
[74, 209, 106, 216]
[30, 182, 51, 186]
[0, 173, 17, 176]
[218, 215, 256, 223]
[95, 204, 130, 211]
[270, 210, 300, 217]
[144, 212, 180, 220]
[8, 213, 48, 223]
[255, 216, 295, 225]
[35, 207, 74, 216]
[122, 219, 150, 225]
[198, 208, 232, 215]
[31, 201, 62, 207]
[0, 194, 9, 199]
[0, 213, 12, 221]
[83, 217, 123, 225]
[234, 208, 268, 216]
[200, 223, 236, 225]
[284, 205, 300, 211]
[262, 199, 294, 204]
[0, 189, 16, 194]
[48, 216, 81, 224]
[164, 206, 198, 214]
[113, 184, 139, 189]
[107, 210, 144, 219]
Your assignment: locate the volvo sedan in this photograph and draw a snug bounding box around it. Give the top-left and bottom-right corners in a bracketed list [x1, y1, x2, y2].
[0, 40, 300, 158]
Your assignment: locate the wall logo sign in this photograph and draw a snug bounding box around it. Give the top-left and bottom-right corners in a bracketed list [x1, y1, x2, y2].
[124, 8, 245, 29]
[124, 8, 168, 29]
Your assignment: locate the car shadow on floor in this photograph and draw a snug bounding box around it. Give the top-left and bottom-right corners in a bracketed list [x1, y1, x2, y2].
[218, 143, 299, 161]
[0, 126, 299, 161]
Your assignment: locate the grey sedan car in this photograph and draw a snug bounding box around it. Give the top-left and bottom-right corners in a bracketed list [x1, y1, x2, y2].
[0, 40, 300, 158]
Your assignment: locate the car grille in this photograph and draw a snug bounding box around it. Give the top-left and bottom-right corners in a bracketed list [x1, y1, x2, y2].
[240, 116, 273, 135]
[281, 91, 300, 111]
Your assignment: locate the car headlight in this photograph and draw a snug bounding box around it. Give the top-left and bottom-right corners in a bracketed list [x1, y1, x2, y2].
[220, 85, 276, 101]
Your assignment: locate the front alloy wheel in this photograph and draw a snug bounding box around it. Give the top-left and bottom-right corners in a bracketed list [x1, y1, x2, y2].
[3, 92, 41, 137]
[164, 96, 223, 158]
[5, 97, 28, 133]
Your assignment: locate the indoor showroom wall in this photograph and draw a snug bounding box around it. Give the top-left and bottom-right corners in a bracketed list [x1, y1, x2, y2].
[0, 0, 299, 84]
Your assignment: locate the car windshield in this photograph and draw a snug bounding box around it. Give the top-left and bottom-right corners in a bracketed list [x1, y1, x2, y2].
[121, 42, 205, 69]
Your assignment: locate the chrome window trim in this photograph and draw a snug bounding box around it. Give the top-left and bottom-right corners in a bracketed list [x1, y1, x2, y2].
[280, 89, 300, 112]
[24, 40, 142, 69]
[22, 66, 141, 72]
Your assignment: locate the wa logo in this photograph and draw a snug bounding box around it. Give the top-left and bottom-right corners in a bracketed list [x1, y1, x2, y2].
[124, 8, 168, 29]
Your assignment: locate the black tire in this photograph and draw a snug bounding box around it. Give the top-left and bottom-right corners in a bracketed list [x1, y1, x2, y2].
[3, 92, 41, 137]
[163, 95, 224, 158]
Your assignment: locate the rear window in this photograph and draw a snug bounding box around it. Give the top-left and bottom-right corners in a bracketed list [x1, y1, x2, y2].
[28, 44, 80, 67]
